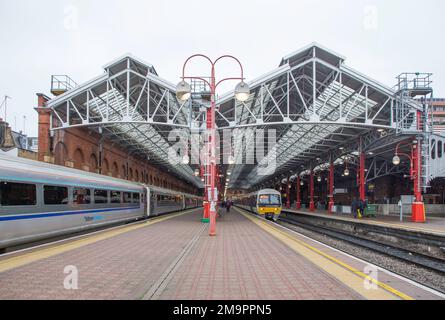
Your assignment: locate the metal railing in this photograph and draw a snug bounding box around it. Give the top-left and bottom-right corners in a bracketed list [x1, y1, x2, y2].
[51, 75, 78, 95]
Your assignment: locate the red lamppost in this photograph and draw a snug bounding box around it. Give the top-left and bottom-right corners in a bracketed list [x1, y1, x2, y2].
[392, 139, 425, 223]
[176, 54, 250, 236]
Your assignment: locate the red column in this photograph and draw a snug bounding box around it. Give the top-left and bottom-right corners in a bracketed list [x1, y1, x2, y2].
[412, 120, 425, 222]
[286, 176, 290, 208]
[309, 170, 315, 211]
[359, 152, 365, 201]
[296, 176, 301, 209]
[328, 162, 335, 213]
[202, 164, 209, 223]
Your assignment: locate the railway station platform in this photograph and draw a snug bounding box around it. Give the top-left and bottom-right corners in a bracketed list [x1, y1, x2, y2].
[0, 208, 442, 300]
[282, 208, 445, 237]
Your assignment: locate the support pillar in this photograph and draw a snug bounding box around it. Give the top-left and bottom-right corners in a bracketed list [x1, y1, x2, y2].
[412, 127, 425, 222]
[35, 93, 52, 163]
[328, 162, 335, 213]
[296, 175, 301, 210]
[359, 151, 366, 202]
[286, 176, 290, 208]
[202, 164, 210, 223]
[309, 170, 315, 211]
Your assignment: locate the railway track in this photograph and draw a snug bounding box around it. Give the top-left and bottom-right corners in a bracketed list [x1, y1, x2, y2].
[278, 215, 445, 275]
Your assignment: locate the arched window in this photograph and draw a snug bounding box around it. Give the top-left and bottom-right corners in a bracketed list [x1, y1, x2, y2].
[112, 162, 119, 177]
[89, 153, 98, 172]
[102, 158, 110, 175]
[129, 168, 134, 180]
[431, 140, 436, 160]
[72, 148, 85, 170]
[54, 142, 68, 166]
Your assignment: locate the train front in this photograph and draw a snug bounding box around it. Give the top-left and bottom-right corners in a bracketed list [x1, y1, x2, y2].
[256, 191, 282, 222]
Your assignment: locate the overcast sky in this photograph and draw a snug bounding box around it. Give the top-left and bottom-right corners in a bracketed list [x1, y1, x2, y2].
[0, 0, 444, 137]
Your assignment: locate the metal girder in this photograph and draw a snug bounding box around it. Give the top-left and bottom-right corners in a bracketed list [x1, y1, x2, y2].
[44, 45, 427, 190]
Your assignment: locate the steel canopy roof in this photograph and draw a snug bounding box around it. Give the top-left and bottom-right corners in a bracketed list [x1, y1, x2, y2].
[46, 44, 425, 190]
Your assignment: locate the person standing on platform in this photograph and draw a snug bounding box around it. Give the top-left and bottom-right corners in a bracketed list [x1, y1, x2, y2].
[226, 199, 231, 213]
[358, 199, 364, 219]
[351, 197, 358, 219]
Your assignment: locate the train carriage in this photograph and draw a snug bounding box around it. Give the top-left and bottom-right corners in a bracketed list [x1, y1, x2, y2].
[0, 154, 201, 250]
[236, 189, 282, 221]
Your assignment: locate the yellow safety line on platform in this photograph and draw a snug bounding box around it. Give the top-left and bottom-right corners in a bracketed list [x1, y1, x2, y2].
[236, 208, 413, 301]
[0, 209, 198, 273]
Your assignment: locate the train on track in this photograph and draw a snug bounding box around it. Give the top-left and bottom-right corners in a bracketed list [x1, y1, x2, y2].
[0, 154, 202, 250]
[236, 189, 282, 221]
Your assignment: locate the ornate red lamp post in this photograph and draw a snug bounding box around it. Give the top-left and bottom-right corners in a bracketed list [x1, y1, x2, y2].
[176, 54, 249, 236]
[392, 139, 425, 223]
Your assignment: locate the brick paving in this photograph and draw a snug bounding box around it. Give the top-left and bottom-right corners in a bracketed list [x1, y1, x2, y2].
[157, 210, 363, 300]
[0, 210, 203, 300]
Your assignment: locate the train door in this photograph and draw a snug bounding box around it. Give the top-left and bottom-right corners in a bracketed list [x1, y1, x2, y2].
[145, 187, 150, 217]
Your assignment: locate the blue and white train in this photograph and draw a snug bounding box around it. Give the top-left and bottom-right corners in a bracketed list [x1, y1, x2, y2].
[0, 154, 202, 250]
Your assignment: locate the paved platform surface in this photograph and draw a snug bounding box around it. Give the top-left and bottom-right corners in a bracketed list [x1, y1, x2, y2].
[283, 208, 445, 236]
[0, 207, 443, 300]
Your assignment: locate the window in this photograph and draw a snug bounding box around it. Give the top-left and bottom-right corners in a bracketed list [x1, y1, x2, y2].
[0, 182, 36, 206]
[258, 194, 281, 205]
[123, 192, 132, 203]
[431, 140, 436, 159]
[258, 194, 269, 205]
[94, 190, 108, 204]
[132, 193, 140, 203]
[73, 188, 91, 205]
[44, 186, 69, 205]
[439, 141, 443, 158]
[269, 194, 281, 205]
[110, 191, 121, 203]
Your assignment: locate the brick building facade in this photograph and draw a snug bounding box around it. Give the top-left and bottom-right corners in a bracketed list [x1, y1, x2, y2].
[35, 94, 198, 195]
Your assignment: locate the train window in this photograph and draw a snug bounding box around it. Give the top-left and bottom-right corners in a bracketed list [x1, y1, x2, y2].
[73, 188, 91, 205]
[258, 195, 269, 205]
[0, 182, 36, 206]
[44, 186, 69, 205]
[123, 192, 132, 203]
[269, 194, 281, 205]
[110, 191, 121, 203]
[132, 193, 140, 203]
[94, 190, 108, 204]
[258, 194, 281, 205]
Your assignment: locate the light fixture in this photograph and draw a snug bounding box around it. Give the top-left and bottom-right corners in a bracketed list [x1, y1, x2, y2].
[339, 147, 344, 151]
[367, 151, 374, 155]
[377, 128, 384, 133]
[344, 168, 350, 176]
[227, 171, 231, 176]
[392, 155, 401, 166]
[317, 176, 322, 182]
[228, 155, 235, 165]
[300, 180, 304, 186]
[226, 178, 230, 182]
[234, 81, 250, 102]
[176, 81, 191, 101]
